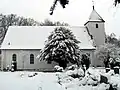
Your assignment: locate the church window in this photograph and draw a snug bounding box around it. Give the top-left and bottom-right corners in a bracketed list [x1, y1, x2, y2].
[96, 24, 98, 28]
[12, 54, 17, 61]
[30, 54, 34, 64]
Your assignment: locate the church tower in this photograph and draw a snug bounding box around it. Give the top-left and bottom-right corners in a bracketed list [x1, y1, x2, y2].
[84, 5, 106, 47]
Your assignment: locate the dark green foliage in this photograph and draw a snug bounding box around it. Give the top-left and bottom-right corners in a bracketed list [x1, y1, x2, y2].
[81, 53, 91, 70]
[70, 74, 81, 78]
[50, 0, 69, 15]
[105, 33, 120, 47]
[114, 0, 120, 6]
[59, 0, 69, 8]
[95, 44, 115, 68]
[50, 0, 120, 15]
[39, 27, 81, 69]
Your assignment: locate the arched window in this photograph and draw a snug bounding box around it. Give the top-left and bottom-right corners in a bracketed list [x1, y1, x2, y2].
[96, 24, 98, 28]
[30, 54, 34, 64]
[12, 54, 17, 61]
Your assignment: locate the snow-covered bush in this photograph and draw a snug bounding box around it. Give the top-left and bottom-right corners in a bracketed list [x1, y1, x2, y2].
[19, 72, 38, 78]
[54, 65, 60, 70]
[109, 57, 120, 69]
[67, 64, 78, 70]
[108, 73, 120, 89]
[77, 68, 102, 86]
[58, 75, 74, 84]
[28, 73, 38, 77]
[65, 70, 74, 76]
[56, 67, 84, 86]
[107, 70, 115, 76]
[77, 68, 85, 77]
[56, 67, 120, 90]
[97, 83, 110, 90]
[95, 44, 118, 68]
[65, 68, 84, 78]
[54, 65, 63, 72]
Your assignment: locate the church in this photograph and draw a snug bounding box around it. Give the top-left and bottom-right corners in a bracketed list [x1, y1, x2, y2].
[0, 6, 106, 71]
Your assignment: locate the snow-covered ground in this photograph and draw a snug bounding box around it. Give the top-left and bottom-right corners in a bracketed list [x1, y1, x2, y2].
[0, 71, 62, 90]
[0, 68, 120, 90]
[0, 71, 93, 90]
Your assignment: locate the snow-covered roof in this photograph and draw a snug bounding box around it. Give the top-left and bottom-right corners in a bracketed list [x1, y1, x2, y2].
[88, 8, 104, 22]
[1, 26, 95, 50]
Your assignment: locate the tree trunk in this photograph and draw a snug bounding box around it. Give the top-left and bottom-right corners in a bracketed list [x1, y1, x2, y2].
[104, 61, 109, 68]
[59, 61, 67, 69]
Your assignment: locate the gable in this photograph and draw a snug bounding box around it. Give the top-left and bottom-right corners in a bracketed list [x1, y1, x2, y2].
[1, 26, 95, 50]
[89, 9, 104, 22]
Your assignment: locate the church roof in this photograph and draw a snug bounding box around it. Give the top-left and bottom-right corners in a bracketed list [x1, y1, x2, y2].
[89, 8, 105, 22]
[1, 26, 95, 50]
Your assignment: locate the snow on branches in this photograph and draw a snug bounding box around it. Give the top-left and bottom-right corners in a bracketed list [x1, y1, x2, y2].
[50, 0, 69, 15]
[39, 27, 81, 69]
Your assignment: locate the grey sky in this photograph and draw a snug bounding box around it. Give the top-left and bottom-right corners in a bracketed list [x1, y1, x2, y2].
[0, 0, 120, 38]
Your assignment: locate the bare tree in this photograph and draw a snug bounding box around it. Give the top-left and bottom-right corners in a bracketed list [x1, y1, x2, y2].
[0, 14, 40, 44]
[50, 0, 120, 15]
[50, 0, 69, 15]
[40, 19, 69, 26]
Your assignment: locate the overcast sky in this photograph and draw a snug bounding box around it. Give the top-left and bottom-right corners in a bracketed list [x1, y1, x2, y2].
[0, 0, 120, 38]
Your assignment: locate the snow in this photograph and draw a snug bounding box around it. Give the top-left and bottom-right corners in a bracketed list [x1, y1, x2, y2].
[54, 65, 63, 72]
[0, 68, 120, 90]
[0, 71, 62, 90]
[1, 26, 95, 50]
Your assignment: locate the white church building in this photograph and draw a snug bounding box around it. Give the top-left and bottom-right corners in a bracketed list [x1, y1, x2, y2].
[0, 6, 106, 71]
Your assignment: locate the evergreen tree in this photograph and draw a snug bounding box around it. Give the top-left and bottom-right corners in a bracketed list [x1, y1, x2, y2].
[39, 27, 81, 69]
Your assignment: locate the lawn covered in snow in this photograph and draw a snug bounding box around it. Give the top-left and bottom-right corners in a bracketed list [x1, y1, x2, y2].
[0, 71, 62, 90]
[0, 67, 120, 90]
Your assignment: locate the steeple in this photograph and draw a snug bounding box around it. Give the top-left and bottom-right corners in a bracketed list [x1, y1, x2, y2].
[84, 1, 106, 47]
[88, 2, 105, 22]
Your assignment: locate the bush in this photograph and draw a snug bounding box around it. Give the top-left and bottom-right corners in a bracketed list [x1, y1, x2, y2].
[54, 65, 63, 72]
[28, 73, 38, 77]
[66, 68, 84, 78]
[109, 57, 120, 69]
[67, 64, 78, 70]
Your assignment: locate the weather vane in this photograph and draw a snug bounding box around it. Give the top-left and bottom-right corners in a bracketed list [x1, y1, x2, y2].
[92, 0, 95, 10]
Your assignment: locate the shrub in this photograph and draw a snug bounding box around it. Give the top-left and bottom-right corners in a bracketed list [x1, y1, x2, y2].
[54, 65, 63, 72]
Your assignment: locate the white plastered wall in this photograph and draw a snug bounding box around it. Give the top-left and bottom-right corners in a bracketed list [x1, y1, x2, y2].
[1, 49, 58, 70]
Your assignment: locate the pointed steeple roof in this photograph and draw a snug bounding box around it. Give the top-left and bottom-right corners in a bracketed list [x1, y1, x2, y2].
[89, 7, 105, 22]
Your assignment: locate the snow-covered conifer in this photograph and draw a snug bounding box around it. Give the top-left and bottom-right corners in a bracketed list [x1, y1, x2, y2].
[39, 27, 81, 69]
